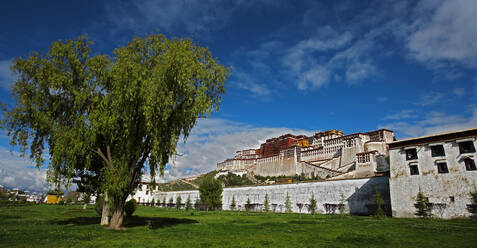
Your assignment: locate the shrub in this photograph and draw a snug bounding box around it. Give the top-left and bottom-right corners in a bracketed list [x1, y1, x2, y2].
[151, 198, 155, 207]
[415, 189, 429, 218]
[194, 198, 200, 210]
[245, 197, 252, 212]
[176, 195, 182, 210]
[82, 194, 91, 205]
[58, 199, 65, 205]
[285, 193, 292, 213]
[264, 193, 270, 212]
[95, 195, 104, 216]
[124, 199, 137, 217]
[185, 195, 192, 210]
[230, 195, 236, 211]
[65, 198, 73, 205]
[308, 195, 317, 214]
[373, 191, 385, 218]
[199, 176, 223, 210]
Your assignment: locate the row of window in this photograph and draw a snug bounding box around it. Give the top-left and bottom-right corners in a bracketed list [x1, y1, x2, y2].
[405, 141, 476, 161]
[409, 158, 477, 175]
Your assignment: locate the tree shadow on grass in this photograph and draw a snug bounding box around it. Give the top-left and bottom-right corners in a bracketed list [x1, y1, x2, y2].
[53, 216, 198, 230]
[52, 216, 101, 226]
[123, 216, 199, 229]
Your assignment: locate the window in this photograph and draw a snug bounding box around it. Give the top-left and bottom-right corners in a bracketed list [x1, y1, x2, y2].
[431, 145, 445, 157]
[459, 141, 476, 154]
[406, 148, 418, 160]
[409, 164, 419, 175]
[464, 158, 477, 171]
[436, 162, 449, 174]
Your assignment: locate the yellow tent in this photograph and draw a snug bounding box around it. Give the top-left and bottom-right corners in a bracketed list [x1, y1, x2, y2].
[46, 195, 61, 204]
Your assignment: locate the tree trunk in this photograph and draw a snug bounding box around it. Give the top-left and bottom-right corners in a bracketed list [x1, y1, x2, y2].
[83, 203, 87, 210]
[101, 192, 110, 226]
[109, 198, 125, 230]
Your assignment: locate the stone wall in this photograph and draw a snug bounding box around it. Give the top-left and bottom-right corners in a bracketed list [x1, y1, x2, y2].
[150, 177, 390, 215]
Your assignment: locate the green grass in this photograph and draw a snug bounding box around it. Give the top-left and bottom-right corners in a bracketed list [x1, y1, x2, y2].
[1, 205, 477, 247]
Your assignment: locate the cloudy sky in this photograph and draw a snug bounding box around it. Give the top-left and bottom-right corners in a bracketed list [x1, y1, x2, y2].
[1, 0, 477, 191]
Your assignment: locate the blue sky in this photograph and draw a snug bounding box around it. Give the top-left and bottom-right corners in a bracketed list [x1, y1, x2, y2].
[1, 0, 477, 192]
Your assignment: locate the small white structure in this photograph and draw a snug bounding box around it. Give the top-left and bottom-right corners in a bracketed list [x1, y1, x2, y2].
[389, 128, 477, 218]
[129, 182, 158, 204]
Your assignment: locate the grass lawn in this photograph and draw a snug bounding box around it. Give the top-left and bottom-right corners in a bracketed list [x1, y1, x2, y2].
[1, 205, 477, 247]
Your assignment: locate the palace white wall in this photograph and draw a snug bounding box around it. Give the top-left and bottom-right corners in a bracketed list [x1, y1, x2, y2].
[146, 177, 390, 215]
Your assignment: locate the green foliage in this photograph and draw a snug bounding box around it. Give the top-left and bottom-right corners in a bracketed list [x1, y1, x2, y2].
[168, 197, 174, 207]
[1, 34, 229, 227]
[162, 197, 167, 207]
[308, 195, 317, 215]
[415, 189, 429, 218]
[217, 173, 254, 187]
[185, 195, 192, 210]
[58, 199, 65, 205]
[82, 194, 91, 205]
[373, 191, 385, 218]
[263, 193, 270, 213]
[194, 198, 200, 210]
[95, 195, 104, 216]
[176, 195, 182, 210]
[230, 195, 236, 211]
[124, 199, 137, 217]
[246, 197, 251, 212]
[155, 180, 196, 192]
[199, 176, 223, 210]
[151, 198, 155, 207]
[285, 193, 292, 213]
[190, 171, 218, 186]
[66, 198, 73, 205]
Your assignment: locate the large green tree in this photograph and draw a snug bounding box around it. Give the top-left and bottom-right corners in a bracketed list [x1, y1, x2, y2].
[1, 34, 229, 229]
[199, 176, 223, 210]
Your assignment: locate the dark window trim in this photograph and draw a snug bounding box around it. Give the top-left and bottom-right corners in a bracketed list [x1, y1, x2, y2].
[409, 164, 419, 175]
[430, 145, 445, 157]
[464, 157, 477, 171]
[459, 141, 476, 154]
[405, 148, 418, 161]
[436, 162, 449, 174]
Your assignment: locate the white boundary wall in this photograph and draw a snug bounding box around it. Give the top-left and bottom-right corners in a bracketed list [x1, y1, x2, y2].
[150, 177, 389, 214]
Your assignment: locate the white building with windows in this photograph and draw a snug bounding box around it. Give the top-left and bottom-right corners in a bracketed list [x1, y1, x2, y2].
[389, 128, 477, 218]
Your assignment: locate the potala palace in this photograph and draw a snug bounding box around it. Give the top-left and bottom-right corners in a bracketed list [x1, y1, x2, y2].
[216, 129, 395, 180]
[130, 127, 477, 219]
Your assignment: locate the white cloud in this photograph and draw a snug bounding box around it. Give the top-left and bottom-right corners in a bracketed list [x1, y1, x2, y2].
[417, 91, 443, 106]
[151, 118, 313, 182]
[231, 67, 272, 98]
[0, 148, 49, 193]
[383, 110, 416, 121]
[452, 88, 465, 97]
[407, 0, 477, 68]
[104, 0, 283, 36]
[380, 107, 477, 138]
[281, 21, 393, 89]
[0, 59, 14, 91]
[281, 27, 355, 89]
